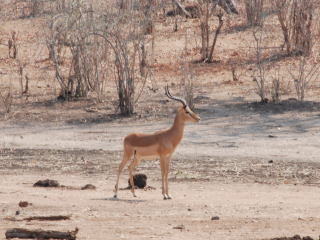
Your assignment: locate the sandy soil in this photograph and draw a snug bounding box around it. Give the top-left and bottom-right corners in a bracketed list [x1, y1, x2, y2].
[1, 2, 320, 240]
[1, 101, 320, 240]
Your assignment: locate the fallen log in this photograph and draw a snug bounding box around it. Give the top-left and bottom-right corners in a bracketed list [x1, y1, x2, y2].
[5, 227, 78, 240]
[33, 179, 96, 190]
[24, 215, 71, 221]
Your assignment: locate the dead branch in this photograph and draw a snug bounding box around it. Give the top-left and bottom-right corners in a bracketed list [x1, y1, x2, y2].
[33, 179, 96, 190]
[173, 0, 192, 17]
[4, 215, 71, 222]
[5, 227, 78, 240]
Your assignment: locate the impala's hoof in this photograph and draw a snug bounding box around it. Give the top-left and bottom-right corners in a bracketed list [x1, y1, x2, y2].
[113, 194, 117, 199]
[167, 196, 172, 200]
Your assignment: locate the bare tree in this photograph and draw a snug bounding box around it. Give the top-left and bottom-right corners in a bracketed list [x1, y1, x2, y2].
[274, 0, 314, 56]
[197, 0, 224, 63]
[245, 0, 264, 26]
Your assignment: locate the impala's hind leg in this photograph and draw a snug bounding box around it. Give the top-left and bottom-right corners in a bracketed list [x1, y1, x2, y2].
[114, 148, 133, 198]
[128, 152, 140, 197]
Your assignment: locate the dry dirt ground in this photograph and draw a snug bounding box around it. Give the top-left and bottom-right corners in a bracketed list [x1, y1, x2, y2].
[1, 101, 320, 240]
[1, 2, 320, 240]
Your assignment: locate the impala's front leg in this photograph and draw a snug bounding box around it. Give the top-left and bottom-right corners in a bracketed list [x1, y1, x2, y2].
[160, 156, 167, 200]
[164, 156, 172, 199]
[114, 150, 132, 198]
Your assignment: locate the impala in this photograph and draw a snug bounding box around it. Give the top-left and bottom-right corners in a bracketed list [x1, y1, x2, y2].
[113, 86, 200, 200]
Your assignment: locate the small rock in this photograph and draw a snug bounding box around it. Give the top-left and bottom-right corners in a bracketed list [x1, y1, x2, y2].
[18, 201, 30, 208]
[268, 160, 274, 164]
[173, 224, 185, 230]
[302, 237, 313, 240]
[33, 179, 60, 187]
[187, 208, 192, 211]
[211, 216, 220, 220]
[81, 184, 96, 190]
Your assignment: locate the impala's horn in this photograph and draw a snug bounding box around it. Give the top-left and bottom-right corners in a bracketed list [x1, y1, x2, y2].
[165, 85, 187, 107]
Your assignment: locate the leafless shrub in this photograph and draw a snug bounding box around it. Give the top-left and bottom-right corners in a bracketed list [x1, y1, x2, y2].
[47, 0, 152, 116]
[289, 56, 320, 101]
[23, 74, 29, 95]
[228, 59, 247, 83]
[110, 5, 151, 115]
[244, 0, 264, 26]
[8, 31, 17, 59]
[55, 0, 66, 12]
[47, 1, 110, 100]
[252, 27, 268, 103]
[12, 0, 43, 18]
[274, 0, 315, 56]
[180, 63, 195, 110]
[231, 66, 239, 81]
[270, 70, 281, 103]
[4, 0, 69, 19]
[18, 61, 27, 96]
[29, 0, 43, 17]
[0, 88, 13, 114]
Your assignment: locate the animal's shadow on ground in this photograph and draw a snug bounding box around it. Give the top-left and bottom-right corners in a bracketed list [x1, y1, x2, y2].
[91, 197, 146, 203]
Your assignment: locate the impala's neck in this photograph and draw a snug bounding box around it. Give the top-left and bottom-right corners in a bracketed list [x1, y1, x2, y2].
[169, 110, 185, 147]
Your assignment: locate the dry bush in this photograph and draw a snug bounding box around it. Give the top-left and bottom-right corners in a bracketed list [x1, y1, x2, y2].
[288, 57, 320, 101]
[47, 0, 153, 116]
[270, 69, 282, 103]
[0, 88, 13, 114]
[0, 0, 69, 19]
[252, 27, 268, 102]
[274, 0, 315, 56]
[244, 0, 264, 26]
[110, 4, 152, 115]
[251, 27, 289, 103]
[11, 0, 45, 18]
[47, 1, 104, 100]
[179, 63, 195, 110]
